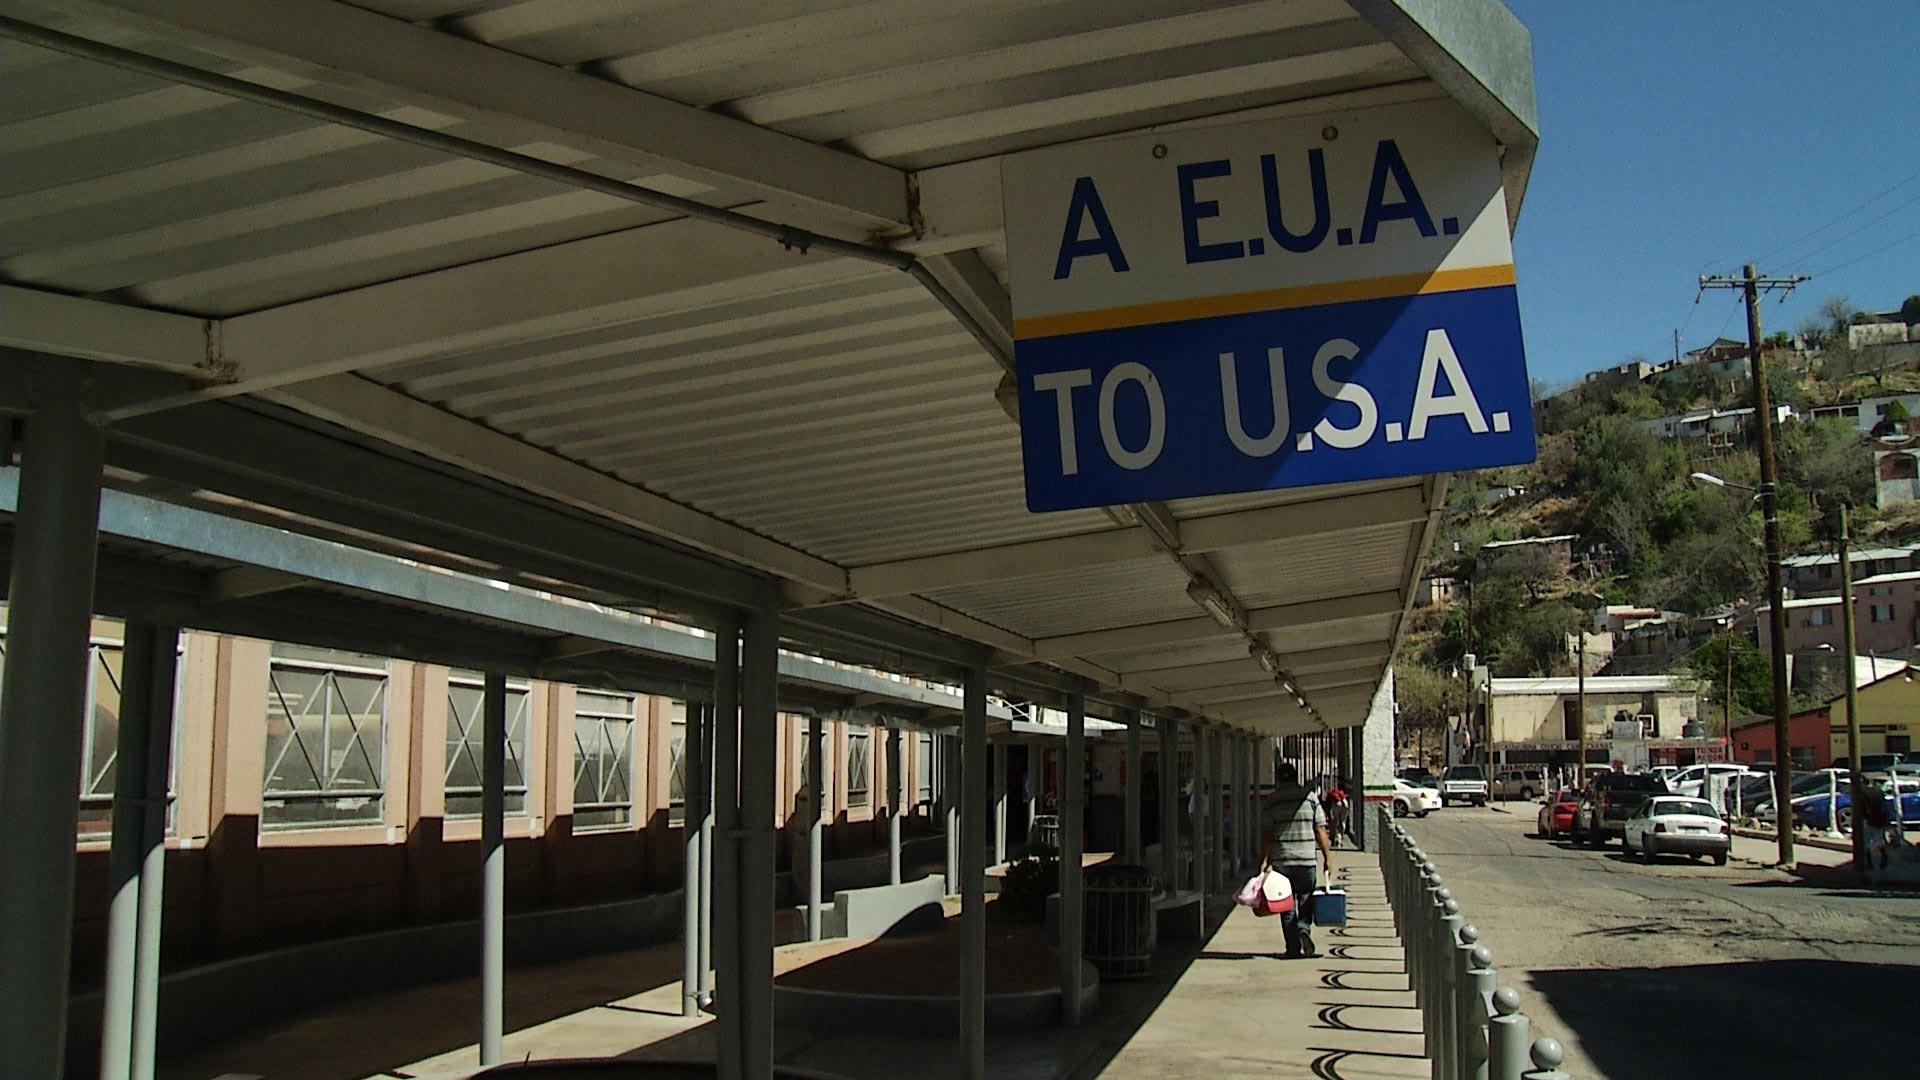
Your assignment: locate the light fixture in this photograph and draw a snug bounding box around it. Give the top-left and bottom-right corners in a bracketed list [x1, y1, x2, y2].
[1187, 579, 1241, 629]
[1689, 471, 1727, 488]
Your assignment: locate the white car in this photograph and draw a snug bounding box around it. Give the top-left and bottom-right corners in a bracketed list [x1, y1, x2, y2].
[1668, 763, 1751, 799]
[1393, 778, 1441, 818]
[1622, 795, 1732, 865]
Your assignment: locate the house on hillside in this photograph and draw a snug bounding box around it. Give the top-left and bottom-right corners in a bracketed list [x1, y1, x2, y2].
[1474, 535, 1574, 579]
[1638, 405, 1793, 450]
[1783, 545, 1920, 597]
[1684, 337, 1751, 379]
[1850, 322, 1912, 349]
[1877, 443, 1920, 509]
[1757, 569, 1920, 675]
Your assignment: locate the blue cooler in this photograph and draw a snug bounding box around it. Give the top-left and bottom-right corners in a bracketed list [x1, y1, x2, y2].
[1310, 882, 1348, 927]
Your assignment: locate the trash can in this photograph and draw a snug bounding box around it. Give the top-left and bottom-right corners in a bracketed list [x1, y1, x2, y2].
[1030, 813, 1061, 852]
[1083, 863, 1156, 979]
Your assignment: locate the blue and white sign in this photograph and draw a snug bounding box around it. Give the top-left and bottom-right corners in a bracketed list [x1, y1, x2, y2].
[1002, 100, 1536, 512]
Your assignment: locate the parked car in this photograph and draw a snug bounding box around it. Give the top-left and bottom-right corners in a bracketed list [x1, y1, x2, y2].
[1645, 765, 1680, 789]
[1668, 763, 1753, 799]
[1393, 777, 1441, 818]
[1753, 772, 1848, 822]
[1833, 753, 1905, 773]
[1794, 777, 1920, 831]
[1536, 788, 1580, 838]
[1439, 765, 1490, 807]
[1623, 796, 1731, 865]
[1491, 767, 1546, 802]
[1398, 766, 1439, 788]
[1579, 772, 1667, 847]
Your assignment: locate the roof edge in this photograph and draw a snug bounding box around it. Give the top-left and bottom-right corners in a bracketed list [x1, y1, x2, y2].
[1348, 0, 1539, 228]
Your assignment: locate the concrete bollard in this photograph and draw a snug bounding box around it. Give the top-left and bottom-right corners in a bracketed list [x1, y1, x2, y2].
[1453, 927, 1483, 1080]
[1437, 902, 1463, 1080]
[1488, 988, 1530, 1080]
[1424, 886, 1451, 1074]
[1524, 1037, 1569, 1080]
[1461, 943, 1495, 1080]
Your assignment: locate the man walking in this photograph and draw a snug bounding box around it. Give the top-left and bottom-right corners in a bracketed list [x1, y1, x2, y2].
[1260, 762, 1334, 958]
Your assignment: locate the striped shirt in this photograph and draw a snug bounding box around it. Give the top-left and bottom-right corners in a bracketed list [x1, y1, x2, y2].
[1262, 783, 1326, 865]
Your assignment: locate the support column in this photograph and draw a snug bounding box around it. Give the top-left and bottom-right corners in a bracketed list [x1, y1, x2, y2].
[1206, 726, 1223, 896]
[698, 703, 715, 1006]
[0, 363, 106, 1079]
[944, 734, 960, 891]
[683, 702, 707, 1016]
[712, 617, 744, 1080]
[806, 715, 824, 941]
[887, 727, 903, 885]
[1194, 726, 1210, 905]
[1158, 716, 1179, 894]
[991, 740, 1008, 866]
[739, 609, 781, 1080]
[100, 622, 179, 1080]
[480, 673, 507, 1065]
[1026, 745, 1040, 842]
[1060, 692, 1087, 1025]
[130, 625, 179, 1080]
[1229, 732, 1244, 873]
[959, 668, 989, 1080]
[1123, 710, 1142, 865]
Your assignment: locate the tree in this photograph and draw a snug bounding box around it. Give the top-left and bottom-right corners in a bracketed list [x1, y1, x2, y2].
[1394, 664, 1463, 762]
[1901, 294, 1920, 327]
[1820, 295, 1858, 336]
[1684, 633, 1771, 725]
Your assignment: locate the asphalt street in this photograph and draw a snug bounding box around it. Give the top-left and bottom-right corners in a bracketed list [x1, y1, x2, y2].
[1398, 805, 1920, 1078]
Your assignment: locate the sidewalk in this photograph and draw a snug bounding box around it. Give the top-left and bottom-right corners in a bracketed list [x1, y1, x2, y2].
[154, 851, 1426, 1080]
[1090, 854, 1424, 1079]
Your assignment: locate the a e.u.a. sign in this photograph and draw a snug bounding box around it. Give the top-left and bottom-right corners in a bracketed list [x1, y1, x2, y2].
[1002, 100, 1536, 512]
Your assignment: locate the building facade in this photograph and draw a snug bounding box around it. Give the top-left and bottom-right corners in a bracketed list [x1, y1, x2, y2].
[1482, 675, 1718, 770]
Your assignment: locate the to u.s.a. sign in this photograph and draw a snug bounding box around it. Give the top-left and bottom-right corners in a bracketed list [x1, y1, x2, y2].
[1002, 100, 1536, 512]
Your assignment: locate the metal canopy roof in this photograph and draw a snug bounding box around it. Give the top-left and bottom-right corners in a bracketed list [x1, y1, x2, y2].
[0, 0, 1537, 738]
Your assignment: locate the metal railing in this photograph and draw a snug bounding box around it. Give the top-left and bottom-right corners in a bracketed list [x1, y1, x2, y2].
[1378, 806, 1573, 1080]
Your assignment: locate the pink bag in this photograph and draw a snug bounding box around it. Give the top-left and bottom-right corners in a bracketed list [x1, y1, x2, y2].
[1246, 870, 1295, 918]
[1234, 873, 1264, 907]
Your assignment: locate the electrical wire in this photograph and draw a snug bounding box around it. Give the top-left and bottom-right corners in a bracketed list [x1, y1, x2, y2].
[1756, 165, 1920, 264]
[1793, 189, 1920, 266]
[1808, 224, 1920, 280]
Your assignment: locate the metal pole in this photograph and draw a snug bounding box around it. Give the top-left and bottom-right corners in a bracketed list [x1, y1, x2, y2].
[1124, 711, 1142, 864]
[0, 364, 107, 1080]
[131, 625, 179, 1080]
[698, 702, 715, 1007]
[479, 673, 507, 1065]
[1159, 716, 1179, 894]
[101, 622, 175, 1080]
[1060, 691, 1087, 1024]
[887, 727, 903, 884]
[992, 739, 1008, 866]
[739, 608, 781, 1080]
[1741, 264, 1795, 866]
[945, 734, 961, 891]
[684, 701, 707, 1016]
[1576, 633, 1587, 787]
[1210, 727, 1226, 895]
[960, 667, 989, 1080]
[712, 616, 744, 1080]
[806, 714, 824, 942]
[1837, 504, 1865, 869]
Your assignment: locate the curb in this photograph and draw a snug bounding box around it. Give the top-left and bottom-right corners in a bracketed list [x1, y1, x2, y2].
[1732, 826, 1852, 853]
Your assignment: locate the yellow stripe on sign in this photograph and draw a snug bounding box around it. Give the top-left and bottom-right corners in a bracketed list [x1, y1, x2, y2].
[1011, 264, 1518, 341]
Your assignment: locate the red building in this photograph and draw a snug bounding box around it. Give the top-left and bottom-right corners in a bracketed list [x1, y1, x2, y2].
[1729, 708, 1833, 770]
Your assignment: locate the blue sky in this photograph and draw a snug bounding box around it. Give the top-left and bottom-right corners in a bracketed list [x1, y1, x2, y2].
[1505, 1, 1920, 390]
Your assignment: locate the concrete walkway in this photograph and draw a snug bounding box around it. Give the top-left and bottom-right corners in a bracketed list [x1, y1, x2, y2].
[154, 851, 1426, 1080]
[1089, 857, 1424, 1080]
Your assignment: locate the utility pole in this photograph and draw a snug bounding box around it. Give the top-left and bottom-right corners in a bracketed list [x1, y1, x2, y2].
[1576, 629, 1588, 786]
[1837, 503, 1864, 870]
[1701, 264, 1807, 866]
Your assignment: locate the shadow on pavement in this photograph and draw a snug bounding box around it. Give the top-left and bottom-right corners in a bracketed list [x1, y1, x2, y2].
[1530, 959, 1912, 1077]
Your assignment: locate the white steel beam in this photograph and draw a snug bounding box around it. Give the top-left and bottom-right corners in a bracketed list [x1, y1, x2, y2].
[0, 286, 214, 376]
[156, 220, 871, 406]
[268, 373, 849, 596]
[841, 488, 1428, 601]
[1033, 590, 1403, 660]
[42, 0, 910, 232]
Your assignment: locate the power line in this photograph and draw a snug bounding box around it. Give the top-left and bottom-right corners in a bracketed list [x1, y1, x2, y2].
[1794, 188, 1920, 264]
[1757, 164, 1920, 263]
[1809, 223, 1920, 279]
